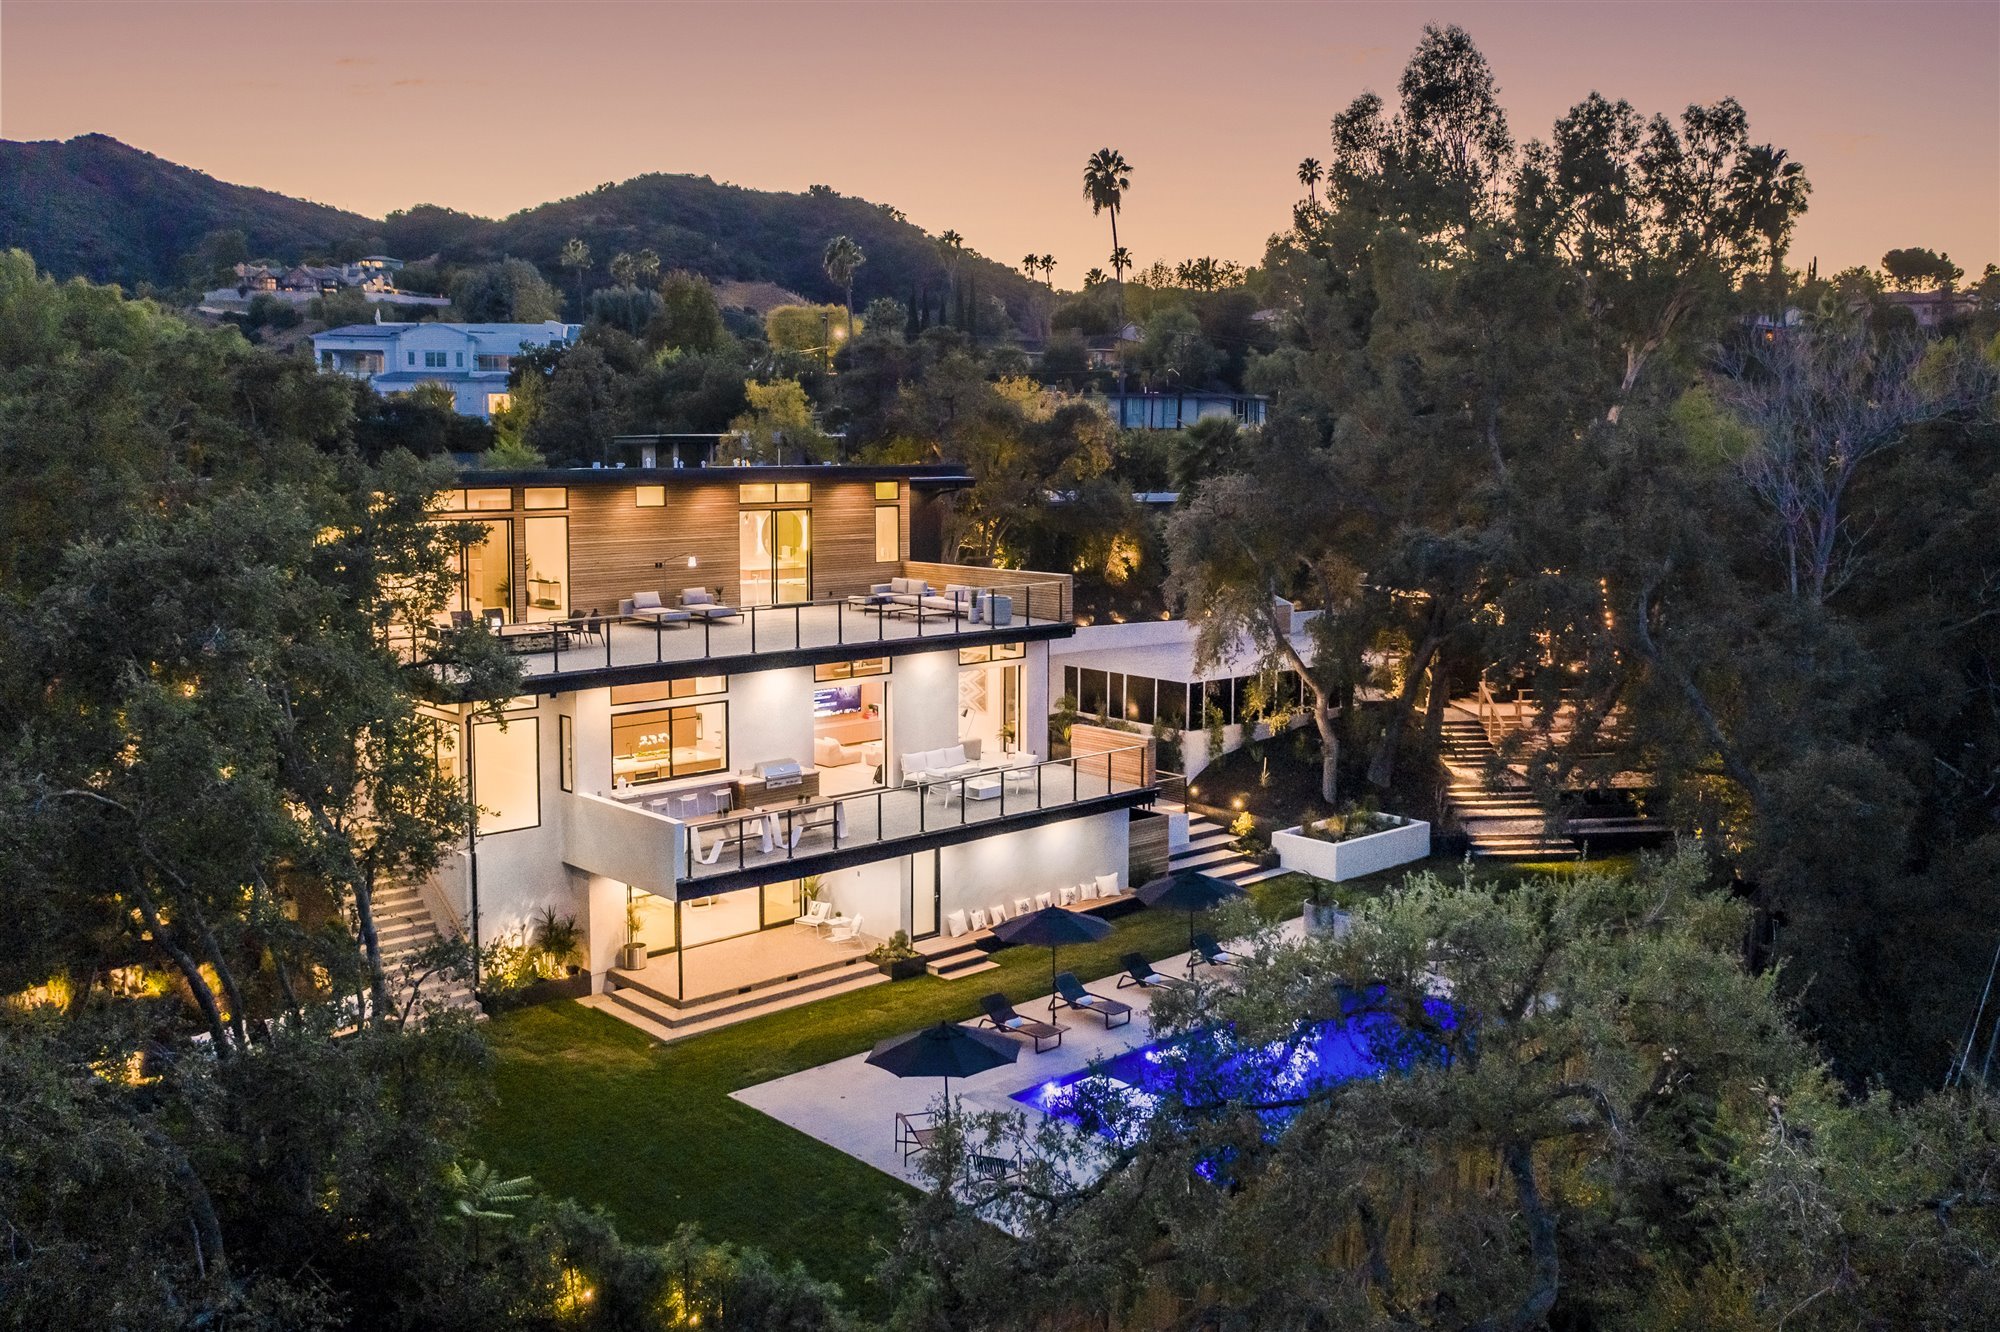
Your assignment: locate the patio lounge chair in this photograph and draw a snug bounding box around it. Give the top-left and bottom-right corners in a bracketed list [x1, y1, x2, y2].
[1192, 932, 1239, 968]
[1053, 971, 1132, 1028]
[977, 993, 1065, 1052]
[825, 913, 863, 943]
[622, 591, 691, 629]
[795, 899, 833, 931]
[680, 587, 742, 621]
[896, 1108, 940, 1160]
[1116, 953, 1190, 991]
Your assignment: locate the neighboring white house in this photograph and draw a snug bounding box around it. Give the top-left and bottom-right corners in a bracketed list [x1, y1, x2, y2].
[312, 319, 580, 419]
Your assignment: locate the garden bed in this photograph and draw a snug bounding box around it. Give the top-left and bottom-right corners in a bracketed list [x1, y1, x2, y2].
[1273, 816, 1431, 882]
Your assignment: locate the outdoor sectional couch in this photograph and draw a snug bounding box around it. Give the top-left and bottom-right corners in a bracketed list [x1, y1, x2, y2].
[899, 742, 996, 785]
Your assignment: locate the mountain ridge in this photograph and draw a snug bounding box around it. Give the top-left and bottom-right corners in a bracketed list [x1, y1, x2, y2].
[0, 134, 1045, 321]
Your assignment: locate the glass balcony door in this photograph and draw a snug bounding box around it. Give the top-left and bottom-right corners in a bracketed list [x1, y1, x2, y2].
[738, 507, 811, 606]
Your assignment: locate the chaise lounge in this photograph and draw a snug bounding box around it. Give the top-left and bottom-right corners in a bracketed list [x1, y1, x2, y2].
[977, 993, 1066, 1052]
[1053, 971, 1132, 1028]
[1191, 932, 1239, 969]
[621, 591, 691, 629]
[1116, 953, 1190, 992]
[679, 587, 741, 621]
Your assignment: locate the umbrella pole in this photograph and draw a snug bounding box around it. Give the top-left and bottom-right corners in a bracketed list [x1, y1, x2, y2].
[1051, 946, 1061, 1021]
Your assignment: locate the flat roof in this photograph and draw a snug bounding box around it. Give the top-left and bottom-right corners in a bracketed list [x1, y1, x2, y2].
[1053, 627, 1316, 684]
[457, 463, 974, 487]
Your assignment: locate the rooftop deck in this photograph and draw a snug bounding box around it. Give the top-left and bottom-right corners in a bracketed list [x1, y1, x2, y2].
[501, 582, 1070, 686]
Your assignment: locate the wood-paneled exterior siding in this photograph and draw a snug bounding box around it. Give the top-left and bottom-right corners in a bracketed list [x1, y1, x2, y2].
[450, 478, 912, 621]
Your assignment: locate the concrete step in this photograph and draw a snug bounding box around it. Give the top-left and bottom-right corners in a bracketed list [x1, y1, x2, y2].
[930, 957, 1000, 979]
[609, 956, 880, 1023]
[1171, 847, 1247, 872]
[585, 966, 891, 1044]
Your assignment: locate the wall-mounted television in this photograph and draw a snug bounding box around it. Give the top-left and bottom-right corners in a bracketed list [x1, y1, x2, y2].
[811, 684, 863, 717]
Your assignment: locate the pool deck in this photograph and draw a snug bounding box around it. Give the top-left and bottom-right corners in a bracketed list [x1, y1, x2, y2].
[730, 922, 1302, 1188]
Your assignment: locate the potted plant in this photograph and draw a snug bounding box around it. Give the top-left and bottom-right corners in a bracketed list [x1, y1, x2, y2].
[618, 900, 647, 971]
[1301, 880, 1349, 936]
[866, 930, 927, 981]
[999, 721, 1017, 753]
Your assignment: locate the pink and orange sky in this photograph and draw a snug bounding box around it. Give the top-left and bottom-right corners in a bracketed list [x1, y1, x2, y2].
[5, 1, 1996, 280]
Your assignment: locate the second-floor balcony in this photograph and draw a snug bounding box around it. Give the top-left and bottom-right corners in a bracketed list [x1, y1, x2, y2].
[564, 742, 1156, 897]
[455, 568, 1073, 688]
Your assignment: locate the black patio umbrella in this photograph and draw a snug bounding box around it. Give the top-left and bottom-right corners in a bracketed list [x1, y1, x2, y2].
[865, 1021, 1019, 1114]
[1137, 869, 1247, 969]
[991, 904, 1114, 1018]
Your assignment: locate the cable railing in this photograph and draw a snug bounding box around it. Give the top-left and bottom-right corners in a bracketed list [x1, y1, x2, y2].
[667, 742, 1153, 882]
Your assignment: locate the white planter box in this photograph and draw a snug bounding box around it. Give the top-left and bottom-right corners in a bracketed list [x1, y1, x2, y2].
[1272, 816, 1430, 883]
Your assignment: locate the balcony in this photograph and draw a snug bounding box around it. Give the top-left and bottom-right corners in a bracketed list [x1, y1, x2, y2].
[569, 743, 1155, 897]
[463, 570, 1073, 688]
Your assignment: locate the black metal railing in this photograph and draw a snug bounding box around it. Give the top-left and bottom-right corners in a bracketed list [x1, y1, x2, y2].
[666, 742, 1151, 882]
[446, 575, 1071, 679]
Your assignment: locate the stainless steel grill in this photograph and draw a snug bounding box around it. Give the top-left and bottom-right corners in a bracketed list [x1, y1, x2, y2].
[753, 758, 806, 788]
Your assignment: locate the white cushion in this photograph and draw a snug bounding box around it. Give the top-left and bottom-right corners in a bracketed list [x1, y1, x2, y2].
[1096, 873, 1119, 898]
[1077, 879, 1098, 901]
[680, 587, 711, 605]
[940, 744, 969, 768]
[989, 901, 1008, 923]
[900, 751, 927, 778]
[1059, 886, 1079, 907]
[1034, 892, 1053, 911]
[946, 910, 968, 937]
[1014, 897, 1034, 917]
[967, 908, 988, 931]
[632, 590, 661, 609]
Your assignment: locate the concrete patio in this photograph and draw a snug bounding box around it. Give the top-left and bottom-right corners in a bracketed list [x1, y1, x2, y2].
[730, 923, 1304, 1189]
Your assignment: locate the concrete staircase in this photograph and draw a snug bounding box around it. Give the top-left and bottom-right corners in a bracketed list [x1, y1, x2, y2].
[596, 952, 887, 1042]
[1171, 812, 1289, 887]
[370, 880, 479, 1018]
[1440, 717, 1579, 861]
[917, 934, 1001, 981]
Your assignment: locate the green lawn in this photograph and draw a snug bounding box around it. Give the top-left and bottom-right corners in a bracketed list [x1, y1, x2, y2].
[472, 853, 1635, 1313]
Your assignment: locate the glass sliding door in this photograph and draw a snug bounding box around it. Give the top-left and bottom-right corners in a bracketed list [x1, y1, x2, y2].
[521, 516, 569, 622]
[738, 508, 811, 606]
[463, 521, 511, 624]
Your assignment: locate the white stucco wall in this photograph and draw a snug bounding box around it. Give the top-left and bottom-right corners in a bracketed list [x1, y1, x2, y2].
[938, 809, 1129, 923]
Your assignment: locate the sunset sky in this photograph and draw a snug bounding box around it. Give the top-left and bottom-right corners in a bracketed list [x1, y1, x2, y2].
[5, 1, 1996, 281]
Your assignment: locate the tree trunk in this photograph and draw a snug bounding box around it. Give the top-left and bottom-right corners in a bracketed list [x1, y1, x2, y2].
[1465, 1140, 1560, 1332]
[1314, 692, 1340, 806]
[131, 875, 232, 1055]
[1425, 658, 1451, 751]
[1368, 633, 1441, 792]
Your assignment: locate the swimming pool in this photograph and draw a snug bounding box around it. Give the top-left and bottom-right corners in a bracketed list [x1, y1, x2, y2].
[1011, 985, 1457, 1142]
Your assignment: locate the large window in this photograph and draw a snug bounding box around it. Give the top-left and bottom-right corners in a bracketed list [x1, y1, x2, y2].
[522, 516, 569, 622]
[461, 521, 511, 623]
[874, 505, 899, 562]
[738, 507, 810, 606]
[959, 641, 1025, 665]
[472, 714, 540, 834]
[611, 703, 728, 785]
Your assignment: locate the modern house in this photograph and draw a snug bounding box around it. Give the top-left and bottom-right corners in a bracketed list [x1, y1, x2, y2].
[313, 320, 579, 419]
[1095, 390, 1268, 431]
[409, 463, 1159, 1028]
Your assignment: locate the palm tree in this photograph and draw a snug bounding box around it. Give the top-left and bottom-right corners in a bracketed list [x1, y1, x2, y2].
[1022, 253, 1040, 280]
[609, 251, 637, 287]
[935, 230, 966, 319]
[634, 247, 661, 284]
[1108, 246, 1132, 284]
[1083, 267, 1107, 287]
[559, 237, 591, 312]
[1298, 157, 1323, 205]
[1039, 254, 1057, 288]
[822, 235, 866, 338]
[445, 1160, 535, 1262]
[1082, 148, 1133, 292]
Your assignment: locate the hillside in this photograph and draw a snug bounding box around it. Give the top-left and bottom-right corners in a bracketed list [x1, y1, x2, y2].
[0, 134, 379, 289]
[0, 134, 1047, 325]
